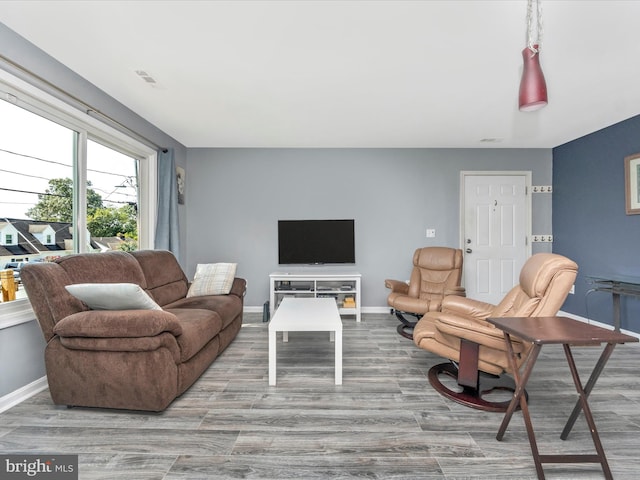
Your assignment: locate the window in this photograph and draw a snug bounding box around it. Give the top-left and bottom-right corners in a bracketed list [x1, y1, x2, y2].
[87, 140, 140, 252]
[0, 95, 75, 275]
[0, 69, 157, 316]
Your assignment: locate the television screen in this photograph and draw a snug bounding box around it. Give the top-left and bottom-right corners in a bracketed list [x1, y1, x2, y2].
[278, 219, 355, 265]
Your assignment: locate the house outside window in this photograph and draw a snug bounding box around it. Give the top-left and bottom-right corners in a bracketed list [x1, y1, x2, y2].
[0, 223, 19, 246]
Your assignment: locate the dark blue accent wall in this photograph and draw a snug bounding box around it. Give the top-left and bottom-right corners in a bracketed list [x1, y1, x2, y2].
[553, 115, 640, 333]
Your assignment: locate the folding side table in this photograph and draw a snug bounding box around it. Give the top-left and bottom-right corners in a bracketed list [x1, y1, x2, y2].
[487, 316, 638, 480]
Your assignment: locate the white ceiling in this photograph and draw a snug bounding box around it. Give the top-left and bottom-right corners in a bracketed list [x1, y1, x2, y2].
[1, 0, 639, 149]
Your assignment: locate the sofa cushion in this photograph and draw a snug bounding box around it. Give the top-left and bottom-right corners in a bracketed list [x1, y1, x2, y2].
[130, 250, 189, 306]
[187, 263, 237, 297]
[166, 308, 223, 362]
[65, 283, 162, 311]
[57, 251, 147, 287]
[165, 294, 243, 330]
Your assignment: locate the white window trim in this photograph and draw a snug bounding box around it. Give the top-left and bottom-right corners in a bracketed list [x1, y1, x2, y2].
[0, 69, 158, 329]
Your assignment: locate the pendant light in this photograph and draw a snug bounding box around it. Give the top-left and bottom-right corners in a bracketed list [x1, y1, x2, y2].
[519, 0, 548, 111]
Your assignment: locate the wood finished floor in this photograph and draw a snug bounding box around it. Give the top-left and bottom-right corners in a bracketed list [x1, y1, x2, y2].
[1, 312, 640, 479]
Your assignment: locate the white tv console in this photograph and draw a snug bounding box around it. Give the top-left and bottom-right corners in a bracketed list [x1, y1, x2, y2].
[269, 270, 361, 322]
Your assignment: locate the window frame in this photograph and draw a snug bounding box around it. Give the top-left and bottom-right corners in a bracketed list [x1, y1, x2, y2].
[0, 69, 158, 327]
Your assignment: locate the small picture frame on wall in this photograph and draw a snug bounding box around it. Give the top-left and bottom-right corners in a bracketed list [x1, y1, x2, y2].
[176, 166, 185, 205]
[625, 153, 640, 215]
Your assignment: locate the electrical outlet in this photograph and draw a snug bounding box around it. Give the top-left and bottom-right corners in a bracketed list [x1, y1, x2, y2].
[569, 284, 575, 294]
[426, 229, 436, 238]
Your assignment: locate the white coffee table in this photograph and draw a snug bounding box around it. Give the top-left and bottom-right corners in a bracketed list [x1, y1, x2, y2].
[268, 297, 343, 386]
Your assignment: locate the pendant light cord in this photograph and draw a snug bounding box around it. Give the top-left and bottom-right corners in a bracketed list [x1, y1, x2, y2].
[526, 0, 543, 54]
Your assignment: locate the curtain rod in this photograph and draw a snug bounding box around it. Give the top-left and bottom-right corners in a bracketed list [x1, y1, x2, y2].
[0, 53, 167, 153]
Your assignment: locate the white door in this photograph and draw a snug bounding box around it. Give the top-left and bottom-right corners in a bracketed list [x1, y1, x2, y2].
[461, 172, 530, 305]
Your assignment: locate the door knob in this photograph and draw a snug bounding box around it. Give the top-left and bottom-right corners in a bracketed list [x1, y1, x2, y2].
[466, 248, 472, 253]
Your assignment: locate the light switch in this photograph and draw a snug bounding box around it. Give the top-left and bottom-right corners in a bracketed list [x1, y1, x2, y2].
[426, 229, 436, 238]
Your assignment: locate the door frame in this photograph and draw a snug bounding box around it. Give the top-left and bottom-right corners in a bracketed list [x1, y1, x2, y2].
[459, 170, 532, 288]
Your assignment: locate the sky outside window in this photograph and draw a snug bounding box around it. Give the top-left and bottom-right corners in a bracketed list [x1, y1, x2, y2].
[0, 98, 138, 220]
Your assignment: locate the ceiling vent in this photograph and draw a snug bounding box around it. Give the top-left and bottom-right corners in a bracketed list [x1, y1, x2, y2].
[134, 70, 158, 85]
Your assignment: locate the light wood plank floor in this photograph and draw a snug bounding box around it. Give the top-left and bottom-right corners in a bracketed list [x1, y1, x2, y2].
[1, 312, 639, 479]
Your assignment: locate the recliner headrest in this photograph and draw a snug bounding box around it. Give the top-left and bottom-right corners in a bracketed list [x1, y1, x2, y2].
[414, 247, 462, 271]
[519, 253, 578, 298]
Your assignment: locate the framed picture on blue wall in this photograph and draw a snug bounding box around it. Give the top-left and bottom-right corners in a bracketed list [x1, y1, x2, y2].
[625, 153, 640, 215]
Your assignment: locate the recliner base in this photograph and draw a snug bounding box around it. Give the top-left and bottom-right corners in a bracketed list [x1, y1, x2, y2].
[396, 323, 414, 339]
[393, 310, 422, 340]
[428, 361, 524, 412]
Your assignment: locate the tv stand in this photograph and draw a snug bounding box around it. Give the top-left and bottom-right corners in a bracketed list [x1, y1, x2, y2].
[269, 270, 361, 322]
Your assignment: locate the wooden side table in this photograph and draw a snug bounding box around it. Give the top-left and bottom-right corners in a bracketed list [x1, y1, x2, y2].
[487, 316, 638, 480]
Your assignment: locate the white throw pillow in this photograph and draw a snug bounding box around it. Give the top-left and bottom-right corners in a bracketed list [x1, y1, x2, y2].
[65, 283, 162, 310]
[187, 263, 237, 297]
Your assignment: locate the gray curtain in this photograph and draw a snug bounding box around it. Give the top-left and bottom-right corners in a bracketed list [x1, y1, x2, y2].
[154, 148, 180, 261]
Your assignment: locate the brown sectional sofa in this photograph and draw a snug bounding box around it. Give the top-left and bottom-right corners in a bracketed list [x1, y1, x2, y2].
[21, 249, 246, 411]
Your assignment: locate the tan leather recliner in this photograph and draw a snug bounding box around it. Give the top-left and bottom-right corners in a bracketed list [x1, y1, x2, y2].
[414, 252, 578, 411]
[385, 247, 465, 339]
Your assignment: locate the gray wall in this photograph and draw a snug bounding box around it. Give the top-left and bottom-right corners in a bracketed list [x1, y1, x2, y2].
[0, 321, 46, 395]
[185, 148, 553, 309]
[553, 114, 640, 333]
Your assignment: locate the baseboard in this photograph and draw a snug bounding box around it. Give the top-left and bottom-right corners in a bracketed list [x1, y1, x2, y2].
[244, 306, 391, 315]
[0, 376, 48, 414]
[244, 306, 263, 314]
[361, 306, 392, 314]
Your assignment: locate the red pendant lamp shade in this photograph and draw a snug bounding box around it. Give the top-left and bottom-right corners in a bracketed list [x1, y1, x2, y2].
[519, 45, 548, 112]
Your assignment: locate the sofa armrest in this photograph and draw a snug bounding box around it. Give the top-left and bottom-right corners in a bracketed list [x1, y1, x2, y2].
[384, 279, 409, 295]
[53, 310, 183, 338]
[440, 295, 496, 319]
[229, 277, 247, 298]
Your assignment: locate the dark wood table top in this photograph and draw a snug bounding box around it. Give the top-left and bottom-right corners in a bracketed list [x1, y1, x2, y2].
[487, 316, 639, 346]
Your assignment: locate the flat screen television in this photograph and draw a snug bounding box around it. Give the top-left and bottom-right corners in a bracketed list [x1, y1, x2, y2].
[278, 219, 355, 265]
